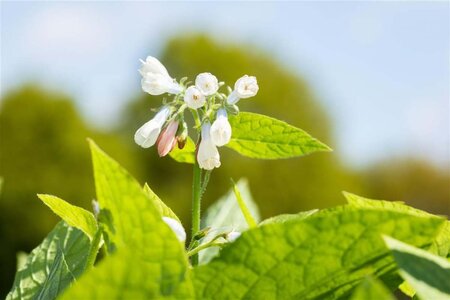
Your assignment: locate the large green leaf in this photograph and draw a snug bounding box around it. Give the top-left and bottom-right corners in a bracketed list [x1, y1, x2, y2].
[259, 209, 318, 226]
[143, 183, 181, 222]
[61, 140, 193, 299]
[199, 178, 260, 264]
[350, 277, 395, 300]
[37, 194, 97, 240]
[7, 221, 91, 300]
[384, 237, 450, 300]
[344, 192, 450, 258]
[226, 112, 331, 159]
[193, 206, 445, 299]
[169, 136, 195, 164]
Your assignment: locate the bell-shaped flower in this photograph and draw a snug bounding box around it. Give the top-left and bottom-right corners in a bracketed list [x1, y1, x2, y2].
[140, 56, 182, 95]
[134, 106, 170, 148]
[184, 86, 206, 109]
[210, 109, 232, 147]
[226, 231, 241, 242]
[157, 120, 179, 157]
[162, 217, 186, 243]
[227, 75, 259, 105]
[195, 72, 219, 96]
[197, 122, 221, 170]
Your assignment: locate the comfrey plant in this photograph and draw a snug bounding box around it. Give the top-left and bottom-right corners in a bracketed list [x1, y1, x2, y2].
[6, 57, 450, 300]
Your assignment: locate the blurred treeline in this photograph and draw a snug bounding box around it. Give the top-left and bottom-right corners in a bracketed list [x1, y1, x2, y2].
[0, 35, 449, 296]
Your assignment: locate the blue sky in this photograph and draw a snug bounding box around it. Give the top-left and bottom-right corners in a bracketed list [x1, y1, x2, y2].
[1, 1, 449, 168]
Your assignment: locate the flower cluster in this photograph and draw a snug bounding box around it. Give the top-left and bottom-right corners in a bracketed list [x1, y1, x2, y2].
[135, 56, 259, 170]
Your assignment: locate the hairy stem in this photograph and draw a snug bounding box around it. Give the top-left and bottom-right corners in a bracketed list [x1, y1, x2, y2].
[191, 162, 202, 266]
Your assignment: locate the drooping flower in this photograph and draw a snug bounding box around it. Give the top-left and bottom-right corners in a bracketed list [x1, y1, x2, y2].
[184, 86, 206, 109]
[134, 106, 171, 148]
[226, 231, 241, 242]
[140, 56, 182, 95]
[162, 217, 186, 243]
[197, 122, 221, 170]
[195, 72, 219, 96]
[157, 120, 179, 157]
[210, 108, 232, 147]
[227, 75, 259, 105]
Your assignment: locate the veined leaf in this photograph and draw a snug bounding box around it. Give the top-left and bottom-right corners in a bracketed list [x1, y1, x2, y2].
[350, 277, 395, 300]
[200, 178, 260, 264]
[7, 221, 90, 300]
[169, 136, 195, 164]
[226, 112, 331, 159]
[143, 183, 180, 222]
[37, 194, 97, 240]
[61, 140, 193, 299]
[259, 209, 318, 226]
[193, 206, 445, 299]
[384, 236, 450, 300]
[344, 192, 450, 258]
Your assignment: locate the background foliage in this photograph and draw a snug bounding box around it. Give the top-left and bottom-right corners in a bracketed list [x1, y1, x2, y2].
[0, 35, 449, 297]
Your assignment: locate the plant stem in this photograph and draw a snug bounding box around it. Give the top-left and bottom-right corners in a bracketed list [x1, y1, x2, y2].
[187, 241, 224, 257]
[85, 229, 102, 270]
[191, 162, 202, 266]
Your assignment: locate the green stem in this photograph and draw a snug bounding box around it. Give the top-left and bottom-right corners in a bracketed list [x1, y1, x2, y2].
[187, 241, 224, 257]
[85, 229, 102, 270]
[191, 162, 202, 266]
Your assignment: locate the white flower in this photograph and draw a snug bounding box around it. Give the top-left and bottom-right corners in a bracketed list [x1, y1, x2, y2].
[197, 123, 221, 170]
[210, 109, 232, 147]
[134, 106, 170, 148]
[184, 86, 206, 109]
[226, 231, 241, 242]
[140, 56, 182, 95]
[162, 217, 186, 243]
[195, 72, 219, 96]
[227, 75, 259, 105]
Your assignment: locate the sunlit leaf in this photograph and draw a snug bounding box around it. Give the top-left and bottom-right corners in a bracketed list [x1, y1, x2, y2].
[226, 112, 331, 159]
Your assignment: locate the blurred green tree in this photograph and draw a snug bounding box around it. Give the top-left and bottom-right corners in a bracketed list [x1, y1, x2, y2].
[0, 85, 138, 296]
[362, 159, 450, 216]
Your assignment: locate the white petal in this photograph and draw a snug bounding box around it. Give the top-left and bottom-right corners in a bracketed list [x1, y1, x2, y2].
[162, 217, 186, 242]
[184, 86, 206, 109]
[210, 109, 232, 147]
[226, 231, 241, 242]
[195, 72, 219, 96]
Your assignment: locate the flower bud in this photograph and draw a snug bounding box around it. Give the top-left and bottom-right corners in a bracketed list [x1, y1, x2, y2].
[140, 56, 182, 95]
[184, 86, 206, 109]
[197, 123, 221, 170]
[162, 217, 186, 243]
[227, 75, 259, 105]
[157, 120, 179, 157]
[177, 121, 188, 149]
[226, 231, 241, 242]
[195, 72, 219, 96]
[134, 106, 170, 148]
[210, 109, 232, 147]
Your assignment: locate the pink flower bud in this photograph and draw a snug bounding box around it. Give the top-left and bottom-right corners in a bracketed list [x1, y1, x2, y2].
[157, 120, 179, 157]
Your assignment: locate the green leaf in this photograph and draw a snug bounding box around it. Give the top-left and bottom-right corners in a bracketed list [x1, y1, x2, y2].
[200, 178, 260, 264]
[193, 206, 445, 299]
[350, 277, 395, 300]
[37, 194, 97, 240]
[344, 192, 450, 258]
[7, 221, 91, 300]
[384, 236, 450, 300]
[143, 183, 181, 222]
[259, 209, 318, 226]
[61, 140, 193, 299]
[169, 136, 195, 164]
[226, 112, 331, 159]
[231, 179, 257, 228]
